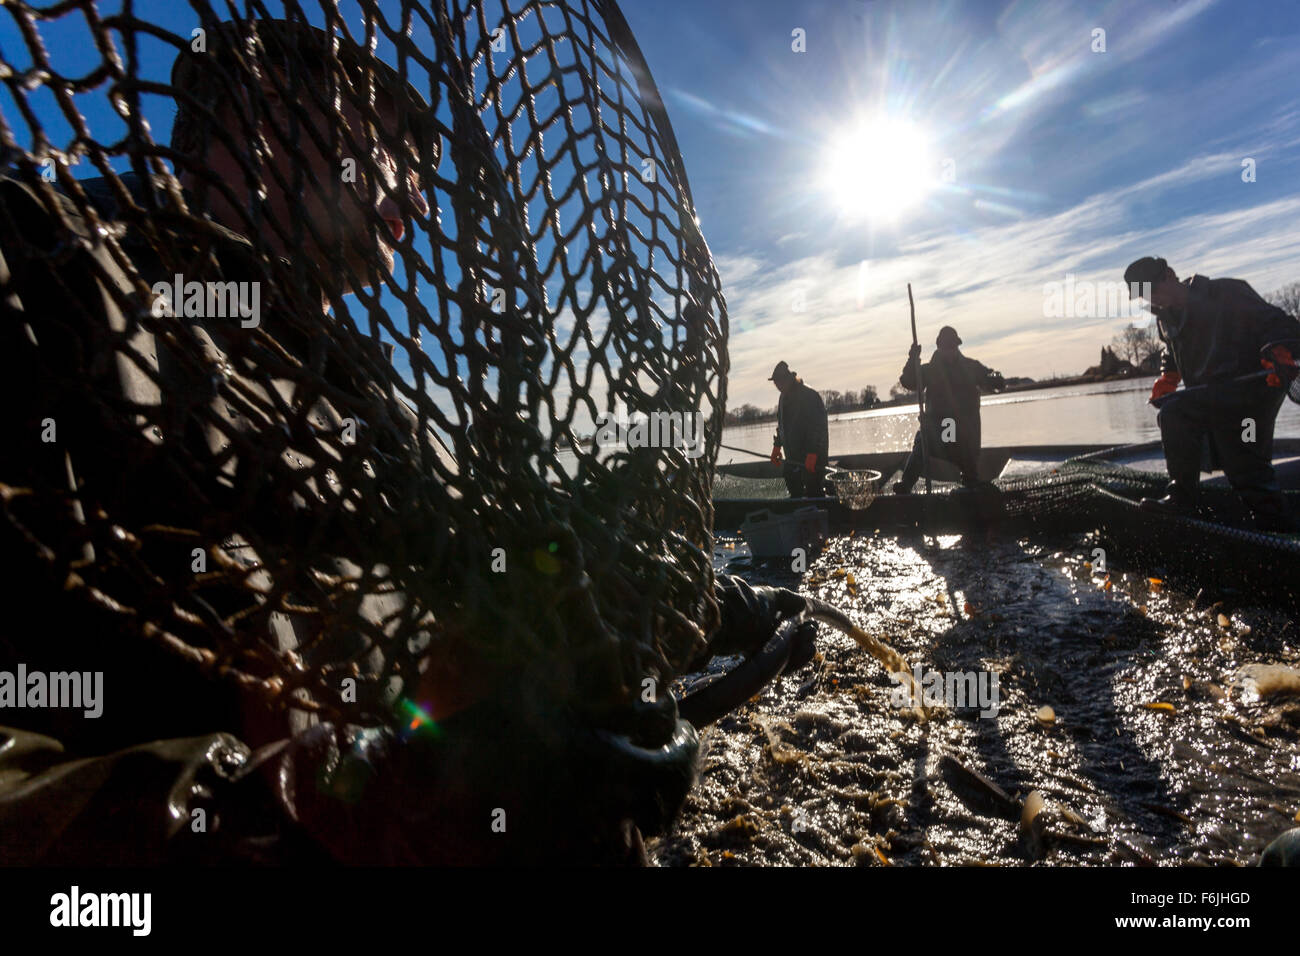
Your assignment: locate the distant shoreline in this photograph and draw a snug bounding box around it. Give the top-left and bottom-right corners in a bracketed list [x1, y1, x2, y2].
[1000, 371, 1158, 395]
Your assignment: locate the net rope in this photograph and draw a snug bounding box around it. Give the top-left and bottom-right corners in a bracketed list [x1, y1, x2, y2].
[714, 455, 1300, 578]
[999, 456, 1300, 552]
[0, 0, 727, 733]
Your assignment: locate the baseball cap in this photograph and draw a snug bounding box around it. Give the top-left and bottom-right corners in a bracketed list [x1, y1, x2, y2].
[768, 361, 791, 380]
[171, 19, 438, 167]
[1124, 257, 1168, 297]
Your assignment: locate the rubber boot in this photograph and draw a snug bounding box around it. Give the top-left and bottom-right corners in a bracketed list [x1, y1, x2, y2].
[1140, 480, 1200, 518]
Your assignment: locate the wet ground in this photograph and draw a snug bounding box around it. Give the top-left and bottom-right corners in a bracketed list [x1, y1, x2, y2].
[650, 530, 1300, 866]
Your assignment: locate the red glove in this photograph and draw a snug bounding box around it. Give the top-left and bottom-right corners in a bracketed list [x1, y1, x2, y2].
[804, 452, 817, 474]
[1262, 345, 1296, 388]
[770, 446, 782, 466]
[1149, 372, 1180, 403]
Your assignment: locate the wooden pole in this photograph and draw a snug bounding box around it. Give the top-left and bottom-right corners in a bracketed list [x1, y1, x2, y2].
[719, 442, 777, 461]
[908, 283, 931, 495]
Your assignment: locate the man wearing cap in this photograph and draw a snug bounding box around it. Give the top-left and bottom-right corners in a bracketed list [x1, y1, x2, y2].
[769, 361, 830, 498]
[893, 326, 1004, 493]
[0, 17, 450, 863]
[1123, 257, 1299, 530]
[168, 18, 433, 289]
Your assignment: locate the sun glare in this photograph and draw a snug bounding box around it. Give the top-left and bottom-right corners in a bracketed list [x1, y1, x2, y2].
[820, 115, 936, 222]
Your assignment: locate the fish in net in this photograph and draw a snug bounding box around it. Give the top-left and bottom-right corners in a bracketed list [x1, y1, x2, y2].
[0, 0, 727, 862]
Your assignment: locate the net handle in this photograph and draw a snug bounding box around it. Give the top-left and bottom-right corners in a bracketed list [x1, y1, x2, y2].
[595, 0, 700, 215]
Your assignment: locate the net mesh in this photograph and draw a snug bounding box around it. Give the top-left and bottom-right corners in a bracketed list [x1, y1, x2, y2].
[1001, 455, 1300, 601]
[1001, 456, 1300, 544]
[0, 0, 726, 733]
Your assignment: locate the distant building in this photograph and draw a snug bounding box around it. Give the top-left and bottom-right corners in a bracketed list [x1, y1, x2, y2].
[1082, 346, 1137, 380]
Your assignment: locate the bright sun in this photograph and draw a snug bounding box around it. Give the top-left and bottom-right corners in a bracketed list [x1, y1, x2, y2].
[820, 115, 936, 222]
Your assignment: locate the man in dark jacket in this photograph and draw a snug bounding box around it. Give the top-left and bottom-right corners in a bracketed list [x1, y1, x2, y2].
[1124, 257, 1299, 531]
[0, 18, 451, 864]
[893, 326, 1004, 493]
[768, 361, 830, 497]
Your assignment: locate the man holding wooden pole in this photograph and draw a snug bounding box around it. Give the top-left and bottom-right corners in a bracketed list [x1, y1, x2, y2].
[893, 312, 1005, 494]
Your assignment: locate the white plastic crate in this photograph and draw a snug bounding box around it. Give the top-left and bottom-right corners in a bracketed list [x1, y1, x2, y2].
[738, 506, 828, 558]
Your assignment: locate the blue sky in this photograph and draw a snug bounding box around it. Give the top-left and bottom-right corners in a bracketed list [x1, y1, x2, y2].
[618, 0, 1300, 407]
[3, 0, 1298, 416]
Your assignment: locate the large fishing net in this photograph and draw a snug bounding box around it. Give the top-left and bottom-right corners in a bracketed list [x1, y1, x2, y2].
[714, 446, 1300, 604]
[0, 0, 726, 741]
[999, 452, 1300, 601]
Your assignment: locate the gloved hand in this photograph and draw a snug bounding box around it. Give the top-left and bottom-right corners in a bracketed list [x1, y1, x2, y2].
[782, 619, 818, 674]
[1149, 372, 1180, 404]
[909, 343, 922, 360]
[709, 574, 808, 659]
[804, 452, 817, 474]
[770, 445, 782, 466]
[1262, 345, 1297, 388]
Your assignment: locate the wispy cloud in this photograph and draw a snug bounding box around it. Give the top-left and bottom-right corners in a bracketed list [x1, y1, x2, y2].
[723, 150, 1300, 407]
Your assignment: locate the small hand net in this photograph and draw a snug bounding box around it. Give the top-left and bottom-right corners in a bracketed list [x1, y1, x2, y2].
[829, 469, 881, 510]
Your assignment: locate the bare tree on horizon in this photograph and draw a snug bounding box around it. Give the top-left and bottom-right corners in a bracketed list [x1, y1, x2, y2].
[1111, 323, 1160, 367]
[1267, 281, 1300, 319]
